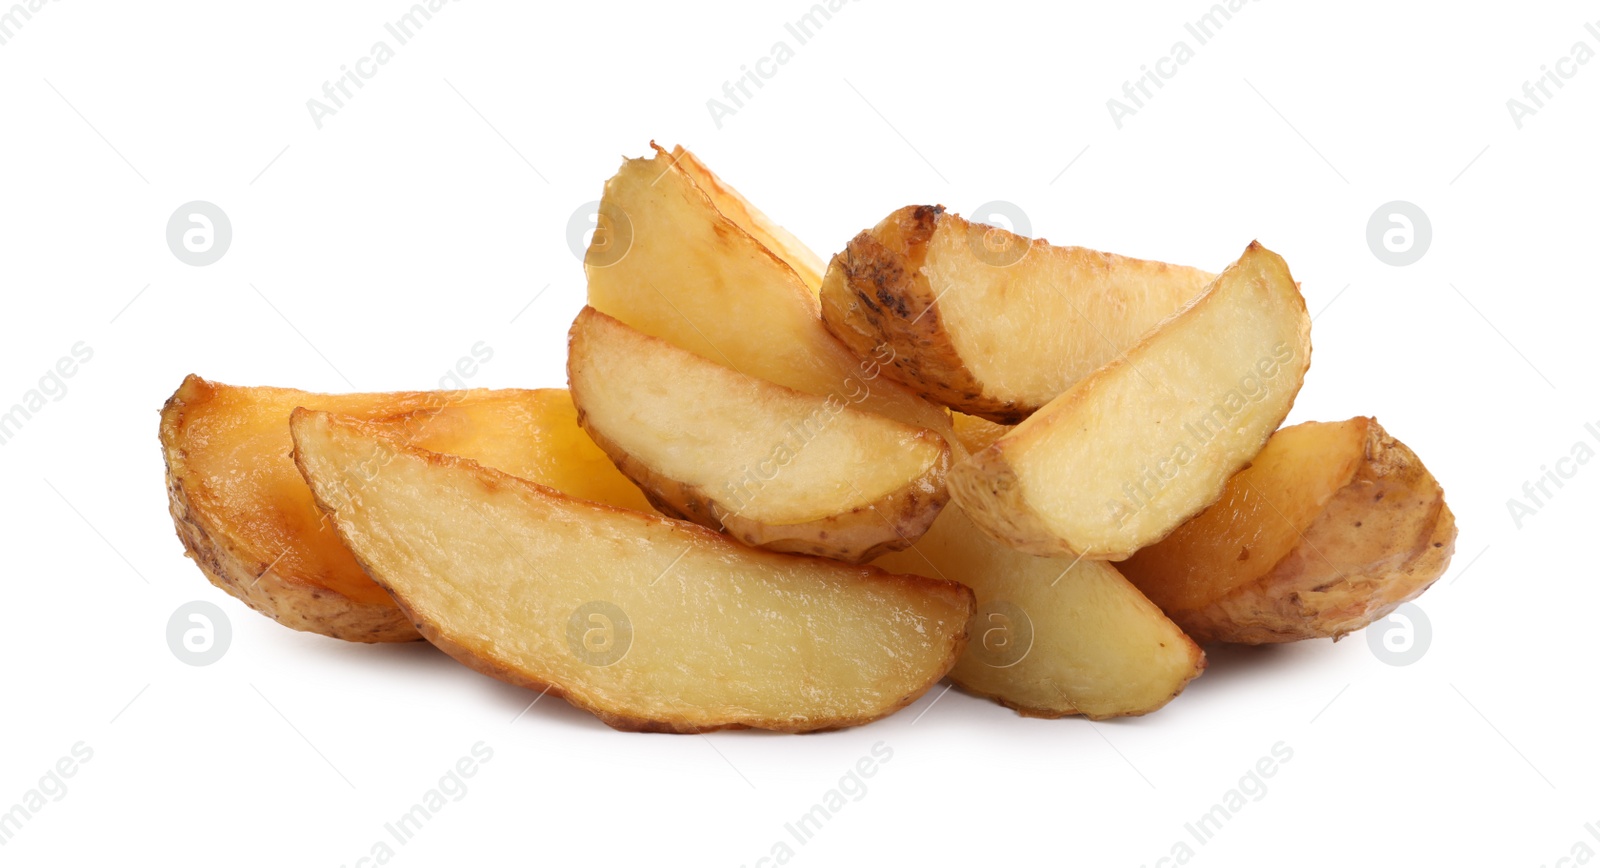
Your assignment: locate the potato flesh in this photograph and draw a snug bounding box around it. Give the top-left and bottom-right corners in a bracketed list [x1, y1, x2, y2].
[924, 213, 1214, 409]
[291, 411, 973, 733]
[670, 145, 825, 293]
[1119, 419, 1368, 612]
[569, 308, 946, 525]
[874, 506, 1204, 719]
[585, 146, 954, 443]
[949, 242, 1311, 558]
[161, 376, 650, 619]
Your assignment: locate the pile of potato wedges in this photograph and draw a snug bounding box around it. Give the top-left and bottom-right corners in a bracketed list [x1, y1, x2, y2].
[159, 142, 1455, 732]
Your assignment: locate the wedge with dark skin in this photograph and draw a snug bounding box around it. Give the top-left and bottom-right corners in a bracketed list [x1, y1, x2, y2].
[821, 205, 1215, 423]
[568, 307, 950, 563]
[1119, 417, 1457, 644]
[291, 410, 975, 733]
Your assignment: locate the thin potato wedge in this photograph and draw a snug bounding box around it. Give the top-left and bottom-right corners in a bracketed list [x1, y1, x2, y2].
[159, 376, 650, 642]
[875, 505, 1204, 719]
[670, 145, 826, 293]
[1119, 418, 1457, 643]
[290, 410, 975, 733]
[584, 144, 956, 448]
[948, 242, 1311, 559]
[821, 205, 1215, 423]
[568, 307, 949, 562]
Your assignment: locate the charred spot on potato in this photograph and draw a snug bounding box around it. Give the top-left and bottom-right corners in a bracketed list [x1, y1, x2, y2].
[876, 286, 911, 318]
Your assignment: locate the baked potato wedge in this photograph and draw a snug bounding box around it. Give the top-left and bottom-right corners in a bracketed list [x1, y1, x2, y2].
[584, 144, 955, 447]
[821, 205, 1215, 423]
[290, 410, 974, 733]
[948, 242, 1311, 559]
[1119, 418, 1456, 643]
[669, 144, 826, 294]
[875, 505, 1204, 719]
[568, 307, 949, 562]
[159, 376, 650, 642]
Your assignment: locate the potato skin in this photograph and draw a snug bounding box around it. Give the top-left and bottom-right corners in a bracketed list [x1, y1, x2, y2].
[165, 467, 420, 642]
[822, 205, 1030, 421]
[161, 378, 420, 642]
[1171, 423, 1457, 644]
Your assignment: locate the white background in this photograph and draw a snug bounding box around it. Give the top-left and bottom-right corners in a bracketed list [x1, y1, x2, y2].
[2, 1, 1595, 865]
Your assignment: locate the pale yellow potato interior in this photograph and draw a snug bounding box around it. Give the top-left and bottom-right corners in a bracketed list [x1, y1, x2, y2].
[924, 218, 1213, 408]
[876, 505, 1201, 718]
[670, 145, 826, 293]
[585, 147, 953, 441]
[292, 412, 970, 730]
[571, 310, 945, 525]
[1011, 244, 1307, 555]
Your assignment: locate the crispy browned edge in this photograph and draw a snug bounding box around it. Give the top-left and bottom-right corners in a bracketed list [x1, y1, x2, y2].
[821, 205, 1034, 419]
[948, 241, 1312, 559]
[1174, 420, 1458, 644]
[160, 375, 419, 643]
[667, 144, 826, 292]
[566, 307, 951, 564]
[289, 409, 975, 734]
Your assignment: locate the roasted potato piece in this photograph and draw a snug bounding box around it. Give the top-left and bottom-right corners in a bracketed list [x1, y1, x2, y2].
[569, 307, 949, 562]
[670, 144, 826, 294]
[875, 506, 1204, 719]
[291, 410, 974, 733]
[948, 242, 1311, 559]
[584, 144, 955, 447]
[159, 376, 650, 642]
[1119, 418, 1457, 643]
[821, 205, 1215, 423]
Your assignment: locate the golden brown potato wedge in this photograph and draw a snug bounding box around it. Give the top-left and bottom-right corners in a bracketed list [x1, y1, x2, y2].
[584, 144, 956, 448]
[821, 205, 1215, 423]
[875, 505, 1204, 719]
[1119, 418, 1457, 643]
[669, 144, 826, 294]
[159, 376, 651, 642]
[290, 410, 974, 733]
[568, 307, 949, 562]
[948, 242, 1311, 559]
